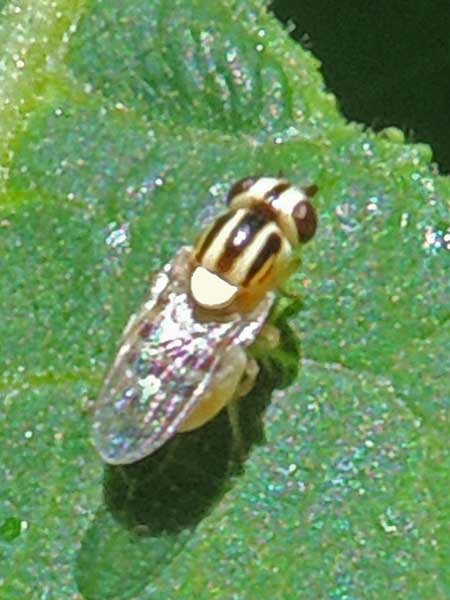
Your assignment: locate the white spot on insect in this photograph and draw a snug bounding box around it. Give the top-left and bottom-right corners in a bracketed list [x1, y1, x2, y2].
[152, 273, 170, 297]
[118, 343, 131, 358]
[190, 266, 238, 309]
[143, 299, 156, 313]
[140, 273, 170, 314]
[123, 313, 137, 337]
[233, 229, 248, 246]
[140, 342, 155, 359]
[138, 374, 161, 401]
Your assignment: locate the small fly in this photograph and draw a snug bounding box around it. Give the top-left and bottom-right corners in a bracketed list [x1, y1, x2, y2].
[92, 177, 317, 464]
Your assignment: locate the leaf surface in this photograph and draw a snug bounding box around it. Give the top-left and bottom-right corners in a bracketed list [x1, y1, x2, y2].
[0, 1, 448, 598]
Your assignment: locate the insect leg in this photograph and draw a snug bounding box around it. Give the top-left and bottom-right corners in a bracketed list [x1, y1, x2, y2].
[247, 321, 280, 359]
[227, 353, 263, 462]
[235, 356, 259, 397]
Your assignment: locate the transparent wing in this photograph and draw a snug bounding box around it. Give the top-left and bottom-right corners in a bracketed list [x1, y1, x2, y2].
[92, 247, 273, 464]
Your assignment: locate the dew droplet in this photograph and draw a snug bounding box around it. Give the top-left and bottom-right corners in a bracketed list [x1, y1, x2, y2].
[105, 223, 130, 249]
[400, 212, 410, 228]
[422, 224, 450, 253]
[362, 141, 374, 156]
[335, 202, 359, 233]
[226, 48, 238, 63]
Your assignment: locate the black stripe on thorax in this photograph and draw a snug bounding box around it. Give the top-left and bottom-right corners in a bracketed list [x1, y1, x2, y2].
[227, 176, 259, 204]
[265, 181, 291, 202]
[217, 209, 272, 273]
[196, 212, 233, 262]
[243, 231, 282, 286]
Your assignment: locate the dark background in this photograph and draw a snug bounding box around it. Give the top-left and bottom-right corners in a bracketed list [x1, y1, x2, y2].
[271, 1, 450, 173]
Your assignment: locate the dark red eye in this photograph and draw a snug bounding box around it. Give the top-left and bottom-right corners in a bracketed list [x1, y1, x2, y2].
[293, 200, 317, 244]
[227, 176, 259, 204]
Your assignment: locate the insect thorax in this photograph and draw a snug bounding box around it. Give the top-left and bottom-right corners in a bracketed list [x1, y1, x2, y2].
[189, 177, 317, 313]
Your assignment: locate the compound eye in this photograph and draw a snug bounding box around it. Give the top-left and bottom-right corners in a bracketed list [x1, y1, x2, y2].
[293, 200, 317, 244]
[227, 176, 259, 205]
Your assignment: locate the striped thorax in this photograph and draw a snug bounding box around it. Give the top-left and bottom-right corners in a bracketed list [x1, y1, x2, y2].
[190, 176, 317, 312]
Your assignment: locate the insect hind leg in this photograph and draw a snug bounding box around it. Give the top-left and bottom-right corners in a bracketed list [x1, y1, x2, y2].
[226, 353, 263, 463]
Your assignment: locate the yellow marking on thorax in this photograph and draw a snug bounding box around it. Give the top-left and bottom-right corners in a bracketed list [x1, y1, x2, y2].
[225, 221, 282, 285]
[200, 209, 247, 271]
[246, 177, 281, 199]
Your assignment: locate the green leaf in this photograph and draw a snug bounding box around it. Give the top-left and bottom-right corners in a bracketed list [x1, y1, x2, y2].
[1, 1, 448, 599]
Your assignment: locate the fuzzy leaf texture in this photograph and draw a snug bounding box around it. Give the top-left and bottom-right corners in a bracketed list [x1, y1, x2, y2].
[0, 1, 449, 599]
